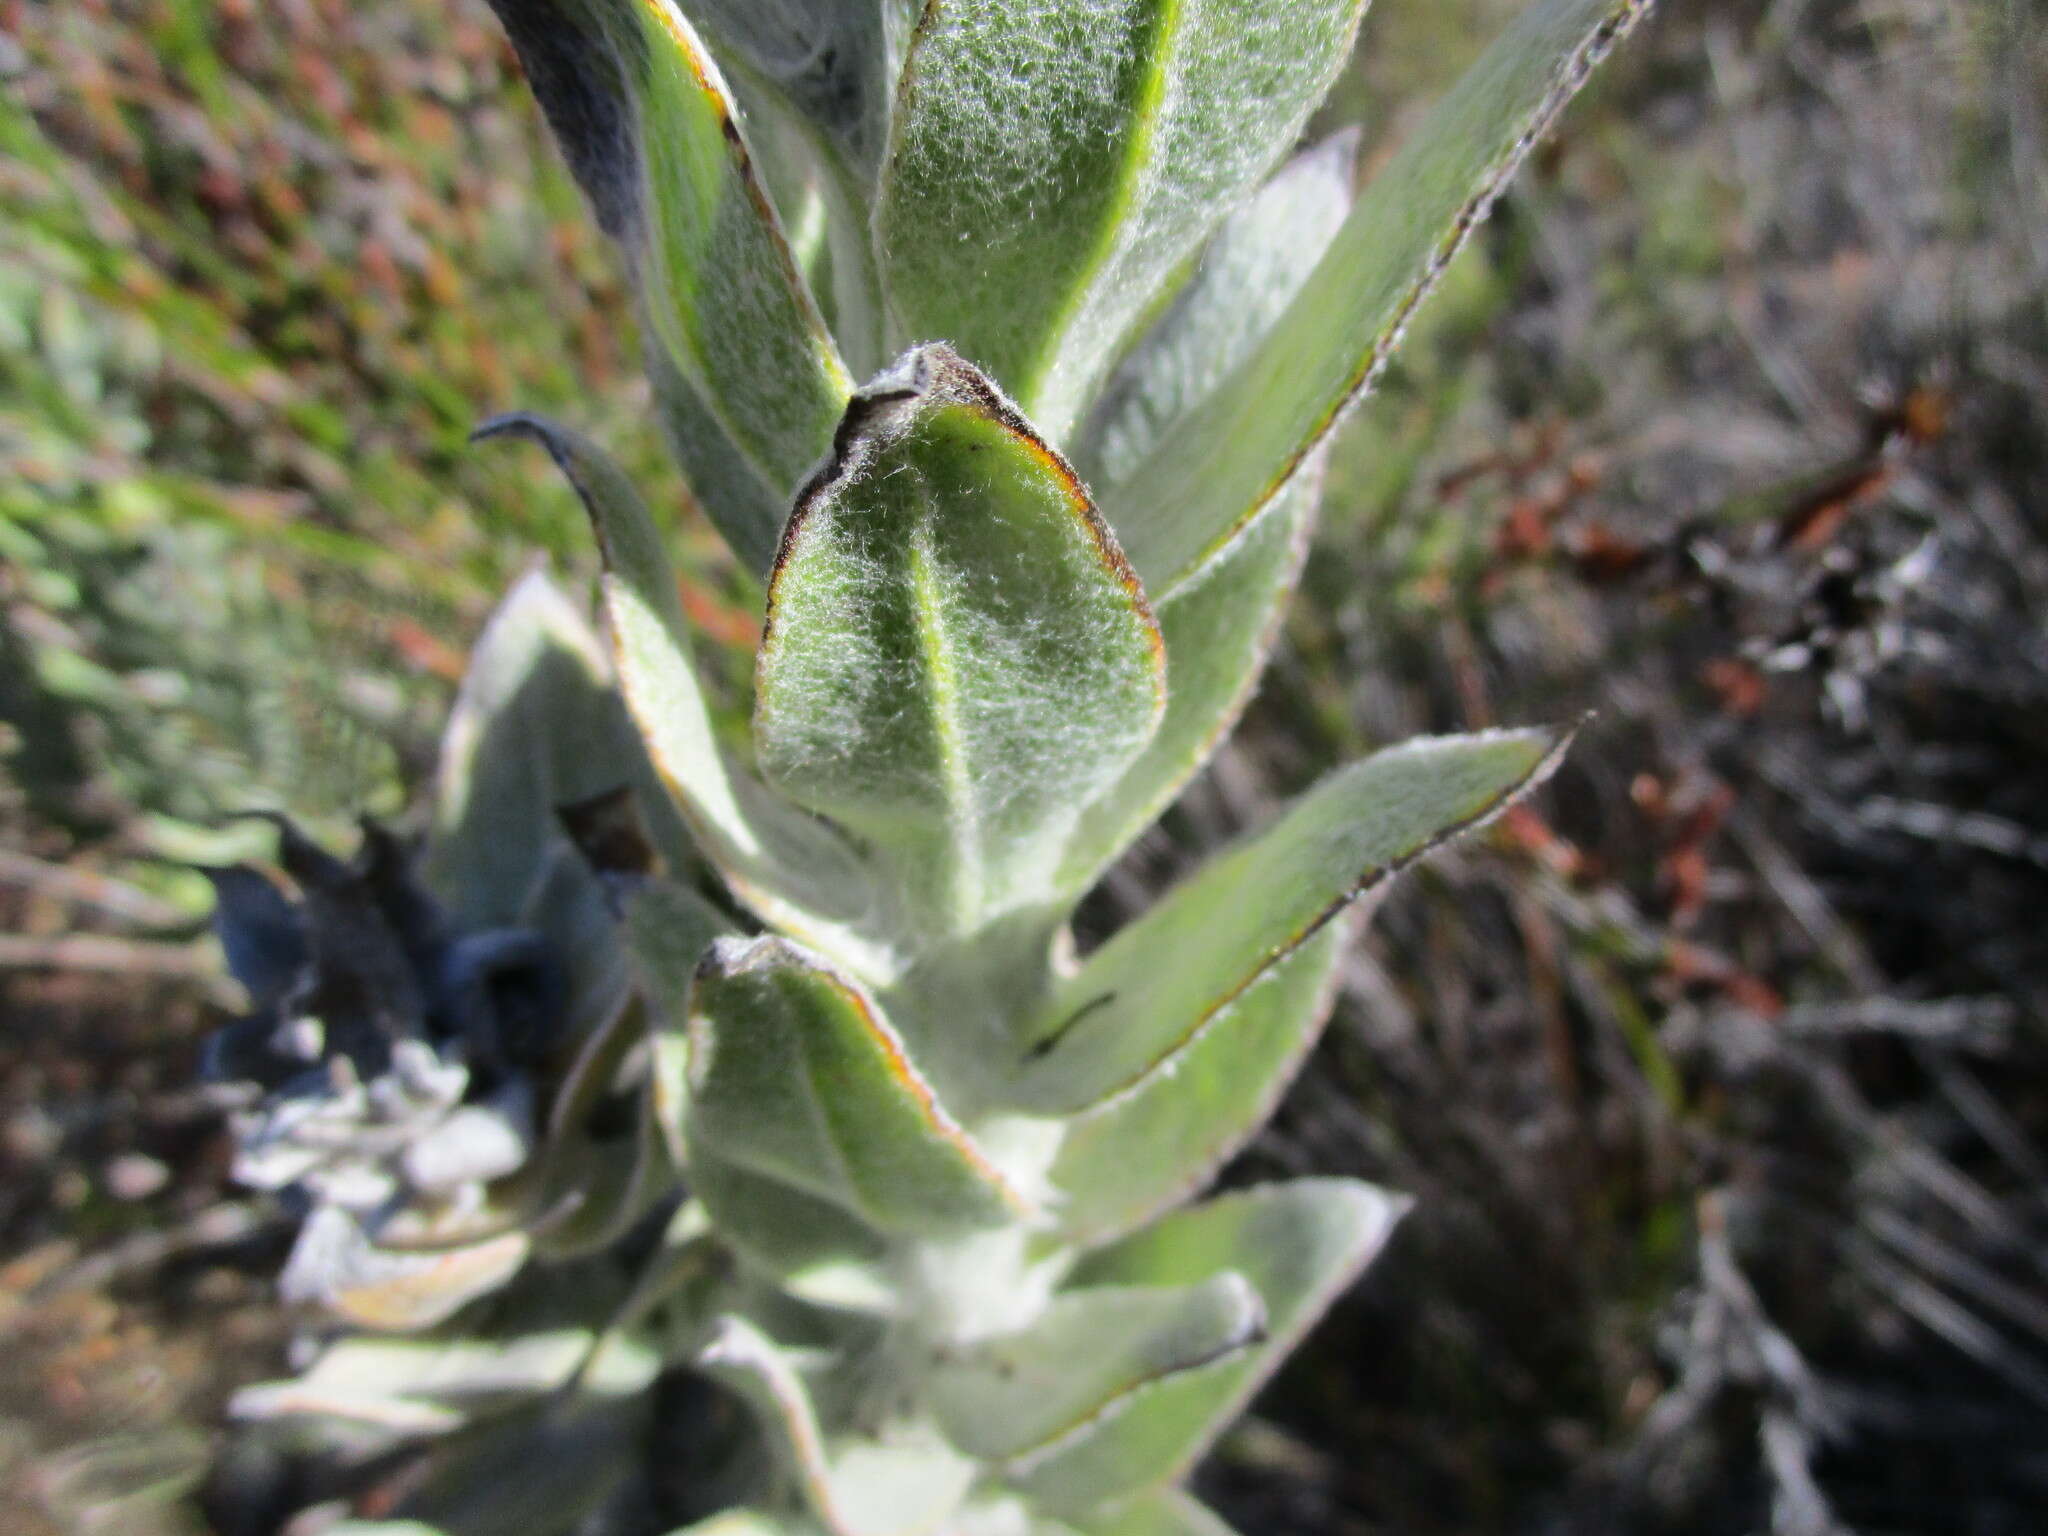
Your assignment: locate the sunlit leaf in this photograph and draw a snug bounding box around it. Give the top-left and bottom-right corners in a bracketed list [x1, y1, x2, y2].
[1013, 1178, 1405, 1514]
[687, 1149, 894, 1311]
[1010, 726, 1570, 1113]
[757, 345, 1164, 935]
[276, 1204, 531, 1335]
[700, 1314, 977, 1536]
[1076, 130, 1361, 489]
[1110, 0, 1653, 596]
[926, 1275, 1264, 1465]
[484, 0, 851, 570]
[1056, 458, 1319, 891]
[1073, 1488, 1241, 1536]
[474, 412, 889, 976]
[230, 1324, 658, 1432]
[1046, 924, 1343, 1247]
[681, 1, 895, 176]
[876, 0, 1365, 440]
[687, 934, 1032, 1236]
[1057, 133, 1359, 884]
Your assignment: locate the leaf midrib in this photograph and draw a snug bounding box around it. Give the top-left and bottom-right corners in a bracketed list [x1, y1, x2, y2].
[907, 514, 981, 927]
[1016, 0, 1183, 425]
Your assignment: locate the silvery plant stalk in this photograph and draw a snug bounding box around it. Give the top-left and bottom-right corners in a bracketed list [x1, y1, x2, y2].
[203, 2, 1649, 1531]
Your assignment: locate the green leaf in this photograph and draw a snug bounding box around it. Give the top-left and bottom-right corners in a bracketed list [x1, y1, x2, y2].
[687, 935, 1033, 1236]
[475, 413, 890, 977]
[623, 874, 735, 1150]
[484, 0, 851, 571]
[1110, 0, 1653, 596]
[925, 1275, 1264, 1466]
[699, 1314, 977, 1536]
[1015, 1179, 1405, 1514]
[427, 569, 687, 929]
[1075, 130, 1361, 490]
[1009, 726, 1571, 1114]
[532, 998, 680, 1260]
[1046, 923, 1342, 1247]
[1055, 133, 1360, 884]
[876, 0, 1365, 441]
[944, 1498, 1081, 1536]
[699, 62, 889, 380]
[1073, 1489, 1241, 1536]
[230, 1324, 659, 1433]
[680, 2, 895, 180]
[687, 1150, 894, 1311]
[389, 1393, 650, 1536]
[1056, 458, 1318, 891]
[625, 875, 735, 1021]
[275, 1205, 532, 1336]
[672, 1515, 809, 1536]
[756, 346, 1164, 934]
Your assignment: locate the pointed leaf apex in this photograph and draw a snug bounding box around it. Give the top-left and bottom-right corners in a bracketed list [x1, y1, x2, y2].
[758, 348, 1165, 931]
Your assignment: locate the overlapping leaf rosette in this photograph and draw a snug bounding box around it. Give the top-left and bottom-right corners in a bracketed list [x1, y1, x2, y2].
[207, 2, 1648, 1532]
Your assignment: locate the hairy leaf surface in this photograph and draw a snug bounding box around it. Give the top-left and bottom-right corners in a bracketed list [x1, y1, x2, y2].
[688, 1151, 894, 1311]
[1075, 130, 1360, 489]
[485, 0, 850, 571]
[477, 413, 889, 974]
[701, 1314, 978, 1536]
[1011, 727, 1570, 1113]
[687, 935, 1031, 1235]
[756, 346, 1164, 934]
[1016, 1179, 1405, 1513]
[681, 0, 896, 180]
[1055, 134, 1357, 883]
[1111, 0, 1653, 595]
[876, 0, 1365, 440]
[926, 1275, 1264, 1465]
[1046, 924, 1343, 1246]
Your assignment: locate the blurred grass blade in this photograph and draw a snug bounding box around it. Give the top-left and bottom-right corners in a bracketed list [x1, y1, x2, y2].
[1111, 0, 1653, 596]
[687, 935, 1033, 1235]
[875, 0, 1365, 440]
[485, 0, 852, 571]
[757, 346, 1164, 934]
[1010, 727, 1570, 1114]
[925, 1275, 1265, 1465]
[1045, 925, 1344, 1247]
[1017, 1179, 1406, 1515]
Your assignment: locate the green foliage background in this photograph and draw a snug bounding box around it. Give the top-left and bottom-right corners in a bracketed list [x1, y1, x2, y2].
[1, 0, 759, 878]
